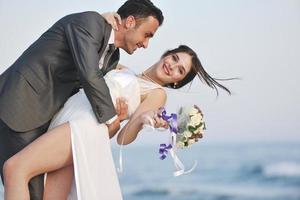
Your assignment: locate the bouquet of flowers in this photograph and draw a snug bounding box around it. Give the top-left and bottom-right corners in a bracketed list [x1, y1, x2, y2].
[117, 105, 206, 176]
[158, 105, 206, 176]
[176, 105, 206, 148]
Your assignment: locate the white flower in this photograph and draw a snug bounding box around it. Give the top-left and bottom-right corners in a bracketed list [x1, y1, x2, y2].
[176, 141, 185, 148]
[189, 107, 199, 116]
[196, 113, 203, 120]
[189, 114, 202, 126]
[195, 122, 205, 132]
[183, 131, 192, 138]
[176, 135, 187, 142]
[195, 127, 203, 134]
[182, 136, 188, 142]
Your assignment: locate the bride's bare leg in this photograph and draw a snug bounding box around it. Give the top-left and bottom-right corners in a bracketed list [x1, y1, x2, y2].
[3, 123, 72, 200]
[44, 165, 74, 200]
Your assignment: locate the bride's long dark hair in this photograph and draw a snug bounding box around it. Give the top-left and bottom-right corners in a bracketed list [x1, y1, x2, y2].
[163, 45, 232, 95]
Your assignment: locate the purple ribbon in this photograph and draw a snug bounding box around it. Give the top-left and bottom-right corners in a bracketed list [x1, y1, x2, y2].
[159, 108, 178, 134]
[159, 143, 172, 160]
[158, 108, 178, 160]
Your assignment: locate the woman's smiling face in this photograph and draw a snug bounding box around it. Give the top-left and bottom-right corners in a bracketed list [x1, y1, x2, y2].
[155, 52, 192, 85]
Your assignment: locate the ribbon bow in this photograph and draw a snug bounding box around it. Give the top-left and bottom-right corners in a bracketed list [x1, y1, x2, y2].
[158, 108, 177, 160]
[159, 143, 172, 160]
[159, 108, 178, 134]
[159, 107, 198, 176]
[118, 107, 197, 176]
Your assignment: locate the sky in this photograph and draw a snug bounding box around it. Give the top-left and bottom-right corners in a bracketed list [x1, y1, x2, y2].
[0, 0, 299, 144]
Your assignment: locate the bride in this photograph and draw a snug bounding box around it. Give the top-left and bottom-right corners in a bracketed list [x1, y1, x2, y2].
[1, 13, 234, 200]
[2, 43, 231, 199]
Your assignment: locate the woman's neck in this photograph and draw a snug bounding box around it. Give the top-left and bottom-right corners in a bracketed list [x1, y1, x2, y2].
[141, 69, 162, 86]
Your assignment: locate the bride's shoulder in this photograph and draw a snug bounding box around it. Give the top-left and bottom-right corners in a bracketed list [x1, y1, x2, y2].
[146, 88, 167, 101]
[140, 88, 167, 107]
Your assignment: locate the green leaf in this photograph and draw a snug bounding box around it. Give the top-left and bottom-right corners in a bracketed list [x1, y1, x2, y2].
[188, 126, 197, 133]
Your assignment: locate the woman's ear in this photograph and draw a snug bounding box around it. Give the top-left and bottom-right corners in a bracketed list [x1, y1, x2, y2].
[124, 15, 136, 29]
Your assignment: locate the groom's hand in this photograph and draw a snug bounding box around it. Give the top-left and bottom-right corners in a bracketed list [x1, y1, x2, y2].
[116, 97, 128, 121]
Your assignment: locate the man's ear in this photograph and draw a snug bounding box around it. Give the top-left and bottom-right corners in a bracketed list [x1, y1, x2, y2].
[124, 15, 136, 29]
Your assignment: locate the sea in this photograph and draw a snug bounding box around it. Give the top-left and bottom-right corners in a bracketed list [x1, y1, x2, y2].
[113, 141, 300, 200]
[0, 141, 299, 200]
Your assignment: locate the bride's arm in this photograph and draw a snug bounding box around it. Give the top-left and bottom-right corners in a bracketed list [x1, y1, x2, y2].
[116, 89, 167, 145]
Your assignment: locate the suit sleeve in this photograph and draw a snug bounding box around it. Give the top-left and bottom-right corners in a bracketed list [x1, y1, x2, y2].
[65, 22, 116, 123]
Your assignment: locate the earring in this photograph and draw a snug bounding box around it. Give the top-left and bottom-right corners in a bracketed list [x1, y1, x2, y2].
[173, 82, 178, 89]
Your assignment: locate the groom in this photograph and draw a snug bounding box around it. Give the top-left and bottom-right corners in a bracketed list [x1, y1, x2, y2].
[0, 0, 163, 199]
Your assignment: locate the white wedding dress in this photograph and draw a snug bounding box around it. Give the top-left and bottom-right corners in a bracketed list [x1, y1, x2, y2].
[47, 68, 162, 200]
[0, 68, 162, 200]
[0, 68, 161, 200]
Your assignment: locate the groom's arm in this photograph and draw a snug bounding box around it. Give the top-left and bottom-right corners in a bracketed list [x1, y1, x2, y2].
[65, 12, 116, 123]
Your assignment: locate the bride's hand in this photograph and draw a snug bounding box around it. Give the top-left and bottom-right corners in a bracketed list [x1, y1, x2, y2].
[141, 110, 169, 129]
[101, 12, 122, 30]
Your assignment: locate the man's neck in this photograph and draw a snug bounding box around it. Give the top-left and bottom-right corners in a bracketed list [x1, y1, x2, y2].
[113, 27, 124, 49]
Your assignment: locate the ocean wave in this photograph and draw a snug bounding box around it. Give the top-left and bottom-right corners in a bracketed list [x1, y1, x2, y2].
[127, 184, 300, 200]
[133, 188, 170, 197]
[263, 162, 300, 178]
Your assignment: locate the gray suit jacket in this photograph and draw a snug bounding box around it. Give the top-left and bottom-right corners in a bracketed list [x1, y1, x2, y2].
[0, 11, 119, 132]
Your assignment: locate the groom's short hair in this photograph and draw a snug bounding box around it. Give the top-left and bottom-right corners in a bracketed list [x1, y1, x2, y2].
[117, 0, 164, 26]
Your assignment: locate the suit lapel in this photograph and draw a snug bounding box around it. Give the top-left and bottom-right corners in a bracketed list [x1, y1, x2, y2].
[103, 48, 120, 74]
[103, 44, 115, 70]
[98, 26, 112, 60]
[97, 24, 119, 75]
